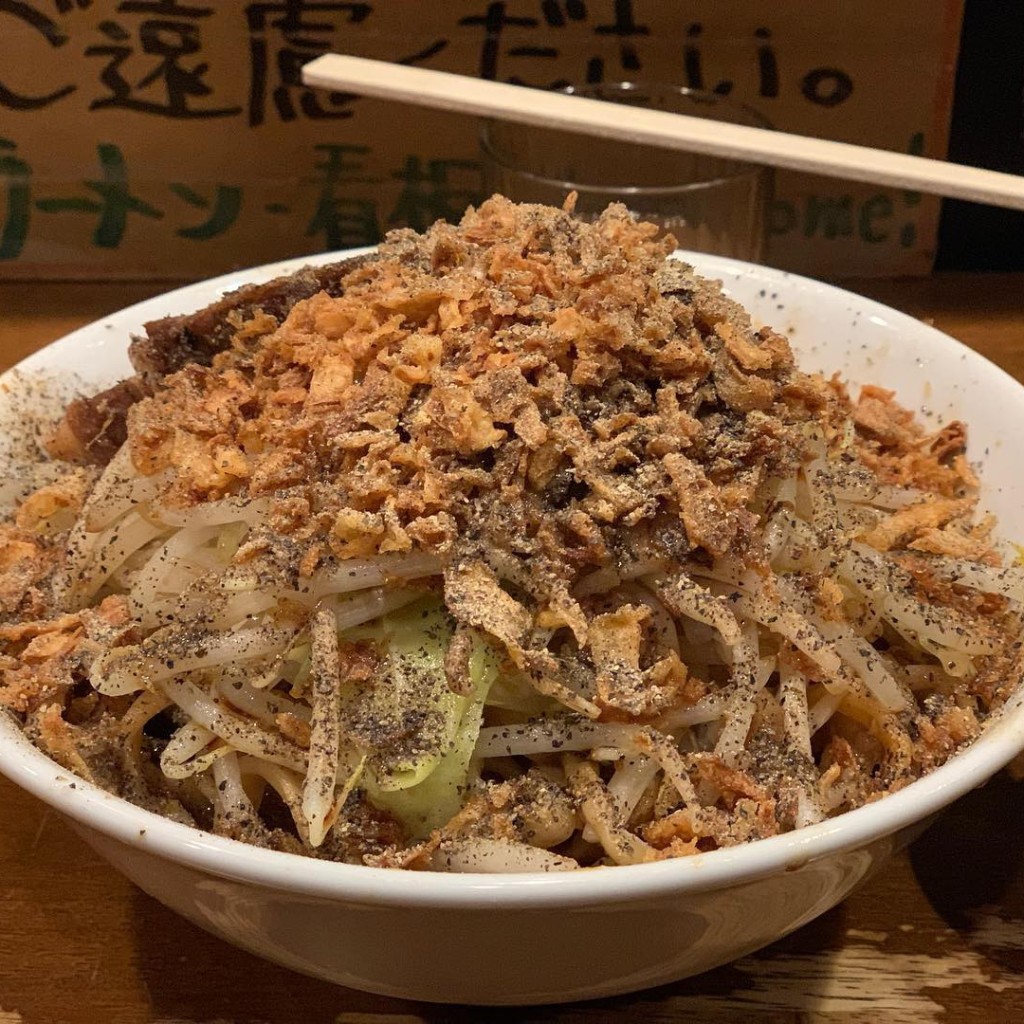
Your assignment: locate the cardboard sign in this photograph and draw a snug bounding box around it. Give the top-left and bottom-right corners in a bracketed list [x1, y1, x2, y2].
[0, 1, 963, 280]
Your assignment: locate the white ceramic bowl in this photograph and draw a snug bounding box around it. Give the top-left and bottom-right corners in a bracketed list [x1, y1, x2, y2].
[2, 252, 1024, 1006]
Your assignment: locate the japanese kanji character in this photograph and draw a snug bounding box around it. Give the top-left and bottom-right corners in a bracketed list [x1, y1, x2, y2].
[0, 137, 30, 260]
[169, 182, 243, 239]
[459, 2, 541, 82]
[35, 142, 162, 248]
[245, 1, 371, 127]
[800, 67, 854, 108]
[541, 0, 586, 28]
[459, 2, 576, 88]
[85, 1, 241, 118]
[755, 27, 779, 98]
[387, 156, 479, 233]
[0, 1, 76, 110]
[306, 144, 380, 250]
[592, 0, 648, 77]
[682, 22, 734, 96]
[399, 40, 449, 66]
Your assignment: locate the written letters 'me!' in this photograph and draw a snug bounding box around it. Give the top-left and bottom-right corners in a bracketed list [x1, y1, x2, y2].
[0, 1, 962, 280]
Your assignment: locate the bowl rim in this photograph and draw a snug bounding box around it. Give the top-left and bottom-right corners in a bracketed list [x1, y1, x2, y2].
[3, 248, 1024, 910]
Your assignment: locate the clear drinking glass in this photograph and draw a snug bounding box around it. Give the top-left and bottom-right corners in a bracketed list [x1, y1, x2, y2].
[480, 83, 773, 261]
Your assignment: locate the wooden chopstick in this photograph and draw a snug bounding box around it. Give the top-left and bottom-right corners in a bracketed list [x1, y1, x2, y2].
[302, 54, 1024, 213]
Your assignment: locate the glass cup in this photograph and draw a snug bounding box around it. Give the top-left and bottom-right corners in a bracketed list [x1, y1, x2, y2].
[480, 83, 773, 261]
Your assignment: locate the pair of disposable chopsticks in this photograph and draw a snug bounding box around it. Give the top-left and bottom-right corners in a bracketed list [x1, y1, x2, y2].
[302, 54, 1024, 212]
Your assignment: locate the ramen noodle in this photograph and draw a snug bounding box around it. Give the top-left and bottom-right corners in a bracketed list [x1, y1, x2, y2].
[1, 196, 1021, 872]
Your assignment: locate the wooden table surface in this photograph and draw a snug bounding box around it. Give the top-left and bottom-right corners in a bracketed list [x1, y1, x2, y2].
[1, 274, 1023, 1024]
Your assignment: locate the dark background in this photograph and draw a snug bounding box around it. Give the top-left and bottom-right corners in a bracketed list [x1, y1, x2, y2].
[939, 2, 1024, 269]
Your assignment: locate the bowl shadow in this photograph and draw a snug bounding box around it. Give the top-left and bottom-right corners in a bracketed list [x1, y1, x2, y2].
[909, 770, 1024, 973]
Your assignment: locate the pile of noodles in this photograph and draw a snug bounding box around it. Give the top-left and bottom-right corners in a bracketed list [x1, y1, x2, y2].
[55, 430, 1024, 870]
[4, 197, 1023, 872]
